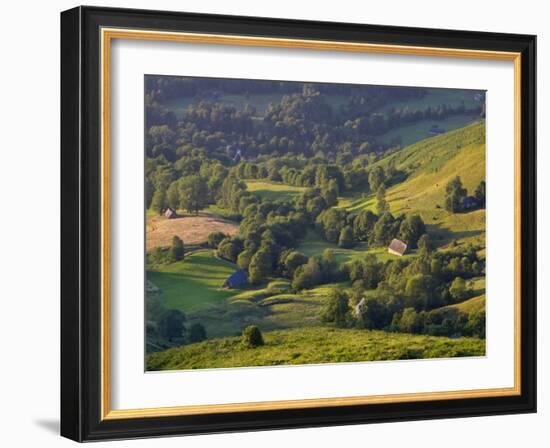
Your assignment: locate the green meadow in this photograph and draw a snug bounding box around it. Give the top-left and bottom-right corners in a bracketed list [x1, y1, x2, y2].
[245, 180, 306, 201]
[147, 250, 235, 313]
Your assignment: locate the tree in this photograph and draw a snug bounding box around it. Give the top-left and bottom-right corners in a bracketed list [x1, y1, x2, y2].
[347, 259, 364, 284]
[368, 166, 386, 192]
[465, 310, 485, 338]
[316, 208, 347, 243]
[281, 251, 308, 278]
[398, 215, 426, 248]
[237, 249, 254, 271]
[166, 182, 179, 210]
[417, 233, 432, 256]
[169, 235, 185, 261]
[370, 212, 396, 247]
[150, 189, 167, 215]
[353, 209, 377, 242]
[362, 254, 381, 289]
[376, 185, 389, 214]
[292, 257, 322, 290]
[242, 325, 264, 348]
[177, 175, 209, 215]
[321, 288, 350, 327]
[321, 248, 338, 281]
[188, 323, 207, 343]
[321, 179, 339, 207]
[338, 225, 354, 248]
[405, 274, 436, 310]
[306, 196, 328, 219]
[357, 297, 388, 330]
[145, 177, 154, 209]
[445, 176, 467, 213]
[449, 276, 469, 301]
[474, 180, 486, 207]
[248, 248, 273, 284]
[395, 307, 424, 333]
[159, 309, 186, 341]
[207, 231, 226, 249]
[216, 237, 243, 263]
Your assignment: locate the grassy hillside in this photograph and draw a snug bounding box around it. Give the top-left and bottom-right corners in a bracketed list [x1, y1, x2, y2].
[147, 250, 236, 313]
[376, 88, 480, 113]
[188, 282, 344, 339]
[147, 326, 485, 370]
[448, 295, 485, 315]
[346, 121, 486, 246]
[378, 114, 480, 146]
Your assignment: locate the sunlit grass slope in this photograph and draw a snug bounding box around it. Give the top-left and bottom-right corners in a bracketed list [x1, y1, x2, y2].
[147, 326, 485, 370]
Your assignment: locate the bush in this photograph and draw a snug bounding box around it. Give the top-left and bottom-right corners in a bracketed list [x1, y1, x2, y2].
[169, 235, 185, 261]
[321, 288, 350, 328]
[292, 257, 322, 290]
[216, 237, 244, 262]
[338, 225, 354, 248]
[241, 325, 264, 348]
[159, 309, 186, 341]
[188, 323, 207, 343]
[465, 310, 485, 338]
[449, 276, 469, 301]
[207, 231, 227, 249]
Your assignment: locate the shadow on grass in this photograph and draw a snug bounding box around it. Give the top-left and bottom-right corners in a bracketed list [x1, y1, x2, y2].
[426, 223, 484, 244]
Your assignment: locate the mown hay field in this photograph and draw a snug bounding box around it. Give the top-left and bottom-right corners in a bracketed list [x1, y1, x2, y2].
[146, 211, 239, 251]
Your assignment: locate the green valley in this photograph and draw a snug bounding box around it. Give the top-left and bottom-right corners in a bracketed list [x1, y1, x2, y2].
[145, 76, 486, 370]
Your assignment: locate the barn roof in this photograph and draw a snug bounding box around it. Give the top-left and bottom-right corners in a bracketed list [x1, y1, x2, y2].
[354, 297, 367, 317]
[223, 269, 248, 288]
[164, 207, 177, 218]
[388, 238, 407, 255]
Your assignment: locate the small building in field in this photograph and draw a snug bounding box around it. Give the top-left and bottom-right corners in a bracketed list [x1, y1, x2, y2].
[388, 238, 408, 257]
[461, 196, 479, 211]
[223, 269, 249, 289]
[354, 297, 367, 317]
[233, 148, 245, 163]
[164, 207, 177, 219]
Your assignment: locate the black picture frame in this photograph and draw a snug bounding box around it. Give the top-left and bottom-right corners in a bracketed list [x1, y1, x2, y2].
[61, 5, 536, 442]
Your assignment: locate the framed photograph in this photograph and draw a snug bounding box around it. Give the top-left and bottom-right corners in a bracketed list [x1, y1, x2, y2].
[61, 6, 536, 442]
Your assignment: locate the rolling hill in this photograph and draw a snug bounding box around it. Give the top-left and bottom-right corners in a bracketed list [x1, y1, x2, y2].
[146, 326, 485, 370]
[345, 121, 486, 247]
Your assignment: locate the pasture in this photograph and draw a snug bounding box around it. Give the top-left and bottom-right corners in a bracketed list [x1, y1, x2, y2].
[147, 250, 236, 313]
[147, 326, 486, 370]
[378, 115, 481, 147]
[449, 295, 486, 315]
[296, 230, 415, 264]
[245, 180, 306, 201]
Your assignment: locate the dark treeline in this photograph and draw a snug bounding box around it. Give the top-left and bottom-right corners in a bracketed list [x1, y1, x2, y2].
[146, 75, 427, 105]
[145, 77, 484, 164]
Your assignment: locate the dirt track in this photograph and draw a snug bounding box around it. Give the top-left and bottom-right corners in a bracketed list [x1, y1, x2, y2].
[146, 212, 239, 251]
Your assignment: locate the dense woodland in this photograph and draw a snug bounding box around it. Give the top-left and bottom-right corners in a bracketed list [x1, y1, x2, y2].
[144, 76, 487, 367]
